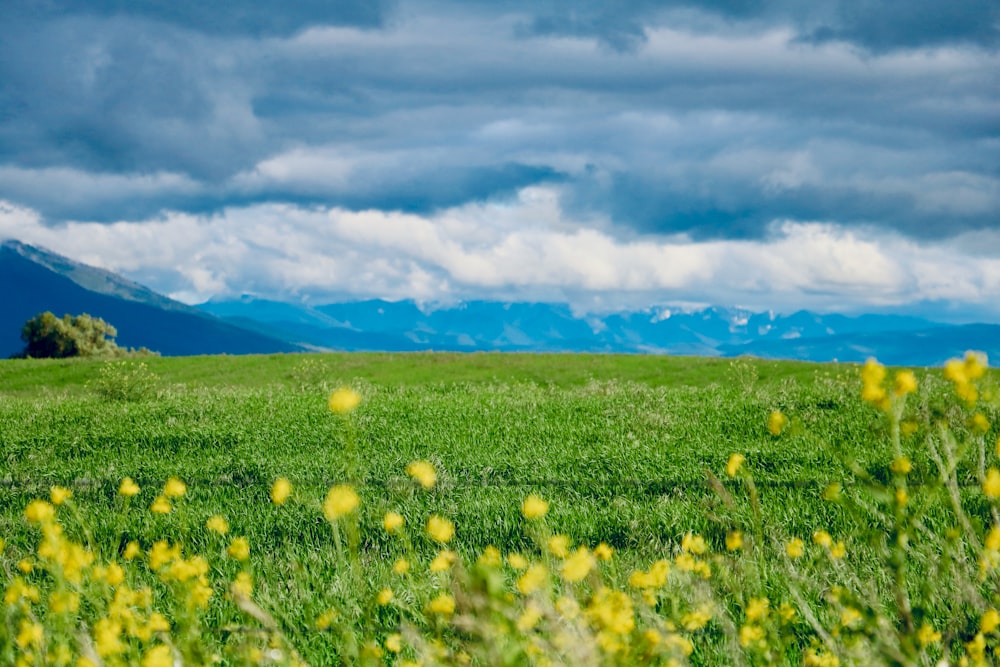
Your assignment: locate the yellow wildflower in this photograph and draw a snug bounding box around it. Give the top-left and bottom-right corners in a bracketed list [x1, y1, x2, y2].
[682, 607, 712, 631]
[916, 623, 941, 646]
[227, 537, 250, 561]
[50, 486, 72, 505]
[973, 413, 991, 434]
[586, 587, 635, 635]
[118, 477, 141, 497]
[17, 559, 32, 574]
[594, 542, 614, 560]
[429, 549, 457, 572]
[270, 478, 292, 505]
[231, 571, 253, 598]
[830, 541, 847, 560]
[328, 387, 361, 414]
[840, 607, 862, 628]
[323, 485, 360, 520]
[861, 358, 887, 405]
[315, 609, 337, 630]
[163, 477, 186, 498]
[392, 558, 410, 575]
[739, 624, 765, 648]
[893, 370, 917, 396]
[383, 512, 404, 534]
[385, 633, 403, 653]
[478, 545, 502, 567]
[142, 645, 173, 667]
[16, 619, 43, 650]
[896, 487, 909, 506]
[561, 547, 596, 582]
[768, 410, 787, 436]
[508, 553, 529, 570]
[376, 588, 393, 605]
[981, 608, 1000, 634]
[406, 460, 436, 488]
[548, 534, 570, 558]
[123, 541, 141, 560]
[427, 593, 455, 616]
[812, 530, 833, 548]
[746, 597, 770, 622]
[49, 590, 80, 615]
[726, 530, 744, 551]
[150, 496, 171, 514]
[727, 452, 746, 477]
[890, 457, 912, 475]
[985, 469, 1000, 499]
[786, 538, 804, 558]
[681, 532, 707, 555]
[518, 603, 543, 631]
[517, 563, 548, 594]
[426, 515, 455, 543]
[25, 500, 54, 524]
[522, 495, 549, 519]
[205, 515, 229, 535]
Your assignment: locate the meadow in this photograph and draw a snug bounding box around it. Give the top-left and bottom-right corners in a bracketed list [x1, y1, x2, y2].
[1, 352, 998, 665]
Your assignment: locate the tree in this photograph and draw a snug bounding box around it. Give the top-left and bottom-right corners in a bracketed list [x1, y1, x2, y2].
[19, 312, 122, 358]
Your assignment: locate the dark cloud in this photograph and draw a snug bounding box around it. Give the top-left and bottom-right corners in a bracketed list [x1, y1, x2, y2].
[0, 0, 996, 246]
[0, 0, 392, 36]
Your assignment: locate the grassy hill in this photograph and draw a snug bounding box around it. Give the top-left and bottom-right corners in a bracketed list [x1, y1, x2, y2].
[0, 352, 995, 665]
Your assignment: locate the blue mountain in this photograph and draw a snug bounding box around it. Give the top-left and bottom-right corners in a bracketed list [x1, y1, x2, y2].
[0, 240, 305, 357]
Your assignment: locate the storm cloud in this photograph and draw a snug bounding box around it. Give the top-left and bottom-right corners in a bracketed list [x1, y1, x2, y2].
[0, 1, 997, 314]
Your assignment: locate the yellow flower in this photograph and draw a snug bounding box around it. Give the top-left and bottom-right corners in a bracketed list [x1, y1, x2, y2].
[890, 457, 912, 475]
[376, 588, 393, 605]
[118, 478, 140, 497]
[746, 597, 770, 622]
[49, 590, 80, 615]
[726, 531, 744, 551]
[726, 453, 746, 477]
[383, 511, 404, 533]
[973, 413, 992, 434]
[768, 411, 787, 436]
[328, 387, 361, 414]
[896, 488, 909, 507]
[522, 495, 549, 519]
[232, 572, 253, 598]
[50, 486, 72, 505]
[894, 370, 918, 396]
[270, 478, 292, 505]
[25, 500, 55, 524]
[123, 541, 141, 560]
[594, 542, 614, 560]
[508, 553, 529, 570]
[916, 623, 941, 646]
[427, 593, 455, 616]
[205, 515, 229, 535]
[17, 559, 32, 574]
[385, 633, 403, 653]
[785, 538, 804, 558]
[478, 545, 502, 568]
[739, 624, 765, 648]
[561, 547, 596, 583]
[830, 541, 847, 560]
[839, 607, 862, 628]
[429, 549, 457, 572]
[812, 530, 833, 548]
[406, 460, 436, 488]
[16, 619, 43, 650]
[517, 603, 543, 631]
[426, 515, 455, 543]
[142, 645, 173, 667]
[150, 496, 171, 514]
[163, 477, 186, 498]
[227, 537, 250, 561]
[392, 558, 410, 575]
[682, 607, 712, 631]
[681, 533, 707, 555]
[315, 609, 337, 630]
[981, 609, 1000, 634]
[517, 563, 548, 594]
[985, 469, 1000, 499]
[548, 534, 571, 558]
[861, 358, 887, 405]
[323, 485, 360, 520]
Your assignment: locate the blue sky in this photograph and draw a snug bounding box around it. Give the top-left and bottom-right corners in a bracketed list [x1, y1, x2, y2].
[0, 1, 998, 318]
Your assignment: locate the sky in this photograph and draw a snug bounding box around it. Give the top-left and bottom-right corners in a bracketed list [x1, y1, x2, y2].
[0, 1, 998, 319]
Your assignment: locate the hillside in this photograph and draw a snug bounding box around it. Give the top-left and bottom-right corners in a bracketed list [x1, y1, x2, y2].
[0, 240, 305, 357]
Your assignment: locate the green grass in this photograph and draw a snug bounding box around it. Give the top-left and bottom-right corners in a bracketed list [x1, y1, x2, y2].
[0, 352, 994, 664]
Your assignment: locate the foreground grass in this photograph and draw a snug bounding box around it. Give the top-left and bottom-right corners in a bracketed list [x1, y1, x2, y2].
[1, 353, 998, 664]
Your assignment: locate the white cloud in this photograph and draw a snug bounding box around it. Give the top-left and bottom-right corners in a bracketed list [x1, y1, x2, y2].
[3, 187, 1000, 319]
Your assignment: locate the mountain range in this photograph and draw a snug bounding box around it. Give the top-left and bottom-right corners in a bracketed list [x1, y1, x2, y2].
[2, 238, 998, 366]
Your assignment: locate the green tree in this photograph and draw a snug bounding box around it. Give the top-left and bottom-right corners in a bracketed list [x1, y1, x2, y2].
[20, 311, 122, 358]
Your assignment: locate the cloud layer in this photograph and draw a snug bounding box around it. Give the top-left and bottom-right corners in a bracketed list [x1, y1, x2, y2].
[0, 1, 997, 316]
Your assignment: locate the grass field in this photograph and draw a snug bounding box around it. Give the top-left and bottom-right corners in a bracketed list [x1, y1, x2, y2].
[1, 352, 998, 665]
